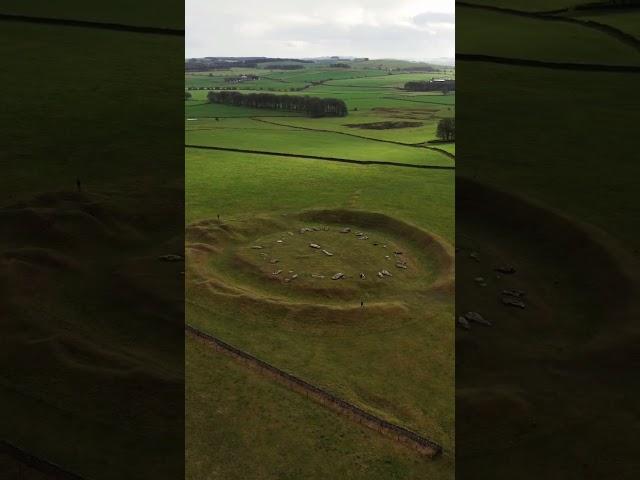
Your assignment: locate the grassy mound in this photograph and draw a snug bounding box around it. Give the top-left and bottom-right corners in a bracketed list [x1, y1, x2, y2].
[187, 210, 453, 324]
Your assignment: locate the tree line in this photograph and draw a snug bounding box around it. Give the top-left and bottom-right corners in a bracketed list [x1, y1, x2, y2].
[405, 79, 455, 92]
[207, 91, 348, 117]
[267, 64, 304, 70]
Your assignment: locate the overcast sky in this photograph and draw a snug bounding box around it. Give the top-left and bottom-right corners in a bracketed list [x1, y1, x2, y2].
[186, 0, 454, 61]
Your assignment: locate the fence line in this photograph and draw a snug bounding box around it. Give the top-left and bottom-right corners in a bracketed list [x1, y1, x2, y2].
[185, 323, 443, 458]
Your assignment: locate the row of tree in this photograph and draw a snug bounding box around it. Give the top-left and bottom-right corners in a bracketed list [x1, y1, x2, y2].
[266, 64, 304, 70]
[405, 80, 456, 92]
[207, 91, 348, 117]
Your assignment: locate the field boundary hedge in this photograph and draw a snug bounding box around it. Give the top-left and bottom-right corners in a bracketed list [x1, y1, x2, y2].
[0, 440, 87, 479]
[250, 118, 456, 160]
[186, 323, 443, 458]
[185, 144, 455, 170]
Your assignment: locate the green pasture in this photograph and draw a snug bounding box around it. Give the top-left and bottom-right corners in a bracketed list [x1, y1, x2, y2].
[185, 119, 452, 167]
[324, 72, 453, 88]
[185, 149, 454, 238]
[187, 337, 453, 480]
[186, 149, 454, 466]
[185, 55, 455, 479]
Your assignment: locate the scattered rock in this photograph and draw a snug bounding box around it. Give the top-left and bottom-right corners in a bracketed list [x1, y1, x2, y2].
[251, 246, 263, 249]
[474, 277, 485, 283]
[394, 251, 403, 255]
[381, 269, 392, 277]
[340, 227, 351, 233]
[502, 289, 525, 298]
[269, 259, 279, 264]
[501, 296, 526, 309]
[276, 240, 283, 244]
[289, 270, 294, 273]
[272, 270, 282, 276]
[396, 263, 408, 269]
[291, 274, 298, 280]
[457, 316, 471, 330]
[360, 273, 366, 279]
[312, 227, 320, 231]
[312, 274, 325, 279]
[283, 278, 291, 283]
[332, 272, 345, 280]
[322, 249, 333, 256]
[287, 232, 294, 236]
[382, 244, 387, 248]
[357, 235, 369, 240]
[495, 266, 516, 274]
[309, 243, 321, 249]
[355, 232, 364, 236]
[158, 254, 183, 262]
[300, 227, 313, 234]
[377, 272, 384, 278]
[464, 311, 491, 326]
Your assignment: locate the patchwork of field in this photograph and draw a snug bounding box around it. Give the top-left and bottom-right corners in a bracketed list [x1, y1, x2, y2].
[186, 61, 455, 479]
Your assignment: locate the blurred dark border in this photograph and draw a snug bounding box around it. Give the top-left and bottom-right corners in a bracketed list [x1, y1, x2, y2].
[1, 2, 184, 479]
[456, 2, 639, 478]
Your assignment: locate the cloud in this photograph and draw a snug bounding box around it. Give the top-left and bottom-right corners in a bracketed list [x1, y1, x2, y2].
[186, 0, 454, 60]
[413, 12, 455, 26]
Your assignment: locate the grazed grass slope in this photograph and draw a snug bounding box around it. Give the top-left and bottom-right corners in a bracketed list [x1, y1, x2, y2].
[187, 336, 454, 480]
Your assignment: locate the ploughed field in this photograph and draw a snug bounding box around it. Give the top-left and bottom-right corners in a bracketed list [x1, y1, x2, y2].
[186, 61, 456, 479]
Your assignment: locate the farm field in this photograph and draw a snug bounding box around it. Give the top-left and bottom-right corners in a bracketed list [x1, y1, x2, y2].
[187, 336, 453, 480]
[457, 3, 640, 479]
[186, 60, 455, 479]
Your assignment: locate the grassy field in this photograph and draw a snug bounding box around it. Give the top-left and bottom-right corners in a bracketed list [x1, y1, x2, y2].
[187, 336, 453, 480]
[186, 60, 455, 479]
